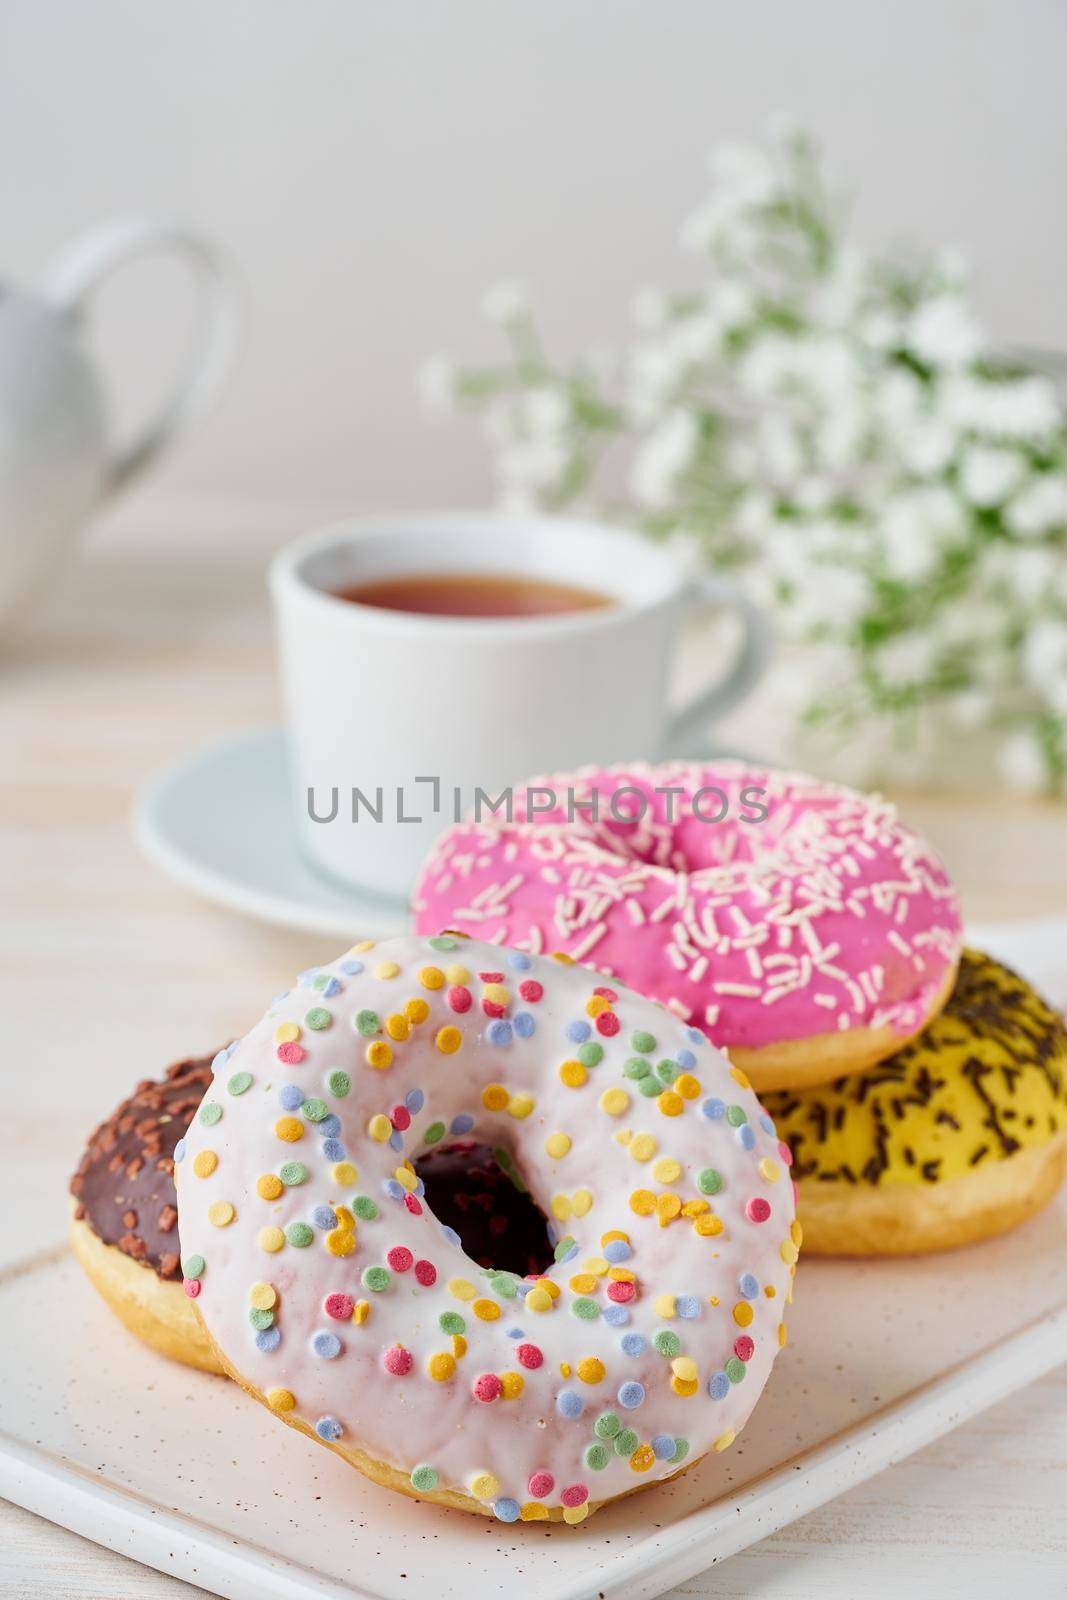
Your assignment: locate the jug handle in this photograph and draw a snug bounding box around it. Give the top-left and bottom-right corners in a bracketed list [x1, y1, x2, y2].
[44, 219, 245, 497]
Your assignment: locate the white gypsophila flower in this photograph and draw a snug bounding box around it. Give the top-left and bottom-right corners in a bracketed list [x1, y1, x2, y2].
[908, 480, 966, 537]
[708, 279, 755, 329]
[1024, 621, 1067, 715]
[861, 309, 903, 351]
[431, 126, 1067, 790]
[804, 337, 863, 404]
[983, 376, 1061, 441]
[707, 142, 778, 207]
[798, 518, 850, 563]
[631, 285, 669, 331]
[495, 435, 569, 494]
[1022, 618, 1067, 689]
[940, 373, 1062, 440]
[738, 333, 860, 408]
[815, 407, 866, 475]
[811, 246, 867, 328]
[485, 394, 553, 453]
[935, 595, 1007, 650]
[958, 445, 1027, 508]
[979, 542, 1028, 593]
[757, 525, 806, 588]
[482, 281, 530, 326]
[481, 398, 514, 449]
[680, 167, 772, 257]
[1005, 474, 1067, 538]
[907, 295, 982, 370]
[736, 333, 797, 399]
[629, 408, 699, 508]
[1012, 565, 1061, 630]
[1000, 545, 1060, 605]
[670, 315, 722, 365]
[712, 215, 760, 266]
[998, 728, 1049, 792]
[625, 336, 687, 424]
[731, 488, 776, 539]
[793, 474, 834, 512]
[920, 483, 967, 536]
[901, 419, 957, 477]
[875, 366, 925, 438]
[937, 373, 991, 432]
[521, 386, 570, 437]
[755, 410, 805, 489]
[946, 687, 992, 729]
[416, 353, 459, 415]
[725, 439, 761, 483]
[873, 630, 940, 688]
[762, 522, 844, 597]
[880, 497, 939, 582]
[787, 562, 870, 633]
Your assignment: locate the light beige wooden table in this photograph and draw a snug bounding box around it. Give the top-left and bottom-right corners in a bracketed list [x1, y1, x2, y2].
[2, 540, 1066, 1599]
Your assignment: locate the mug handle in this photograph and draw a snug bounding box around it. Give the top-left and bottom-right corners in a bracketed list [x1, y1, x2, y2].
[665, 574, 772, 750]
[44, 219, 244, 497]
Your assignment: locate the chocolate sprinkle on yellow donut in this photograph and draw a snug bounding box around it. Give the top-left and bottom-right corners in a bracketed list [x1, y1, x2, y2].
[764, 950, 1067, 1188]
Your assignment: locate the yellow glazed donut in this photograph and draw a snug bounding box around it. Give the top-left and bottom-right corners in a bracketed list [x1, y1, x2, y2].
[69, 1056, 225, 1373]
[176, 933, 800, 1524]
[764, 950, 1067, 1255]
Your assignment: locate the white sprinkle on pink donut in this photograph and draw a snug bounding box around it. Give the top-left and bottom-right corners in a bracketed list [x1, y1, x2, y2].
[413, 762, 963, 1055]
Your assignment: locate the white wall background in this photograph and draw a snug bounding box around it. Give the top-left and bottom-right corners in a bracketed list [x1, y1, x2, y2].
[2, 0, 1066, 536]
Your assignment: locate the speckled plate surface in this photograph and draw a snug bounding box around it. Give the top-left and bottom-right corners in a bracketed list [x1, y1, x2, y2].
[1, 920, 1066, 1600]
[2, 1215, 1066, 1600]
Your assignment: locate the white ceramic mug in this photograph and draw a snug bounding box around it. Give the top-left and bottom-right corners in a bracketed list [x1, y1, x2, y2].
[270, 513, 770, 900]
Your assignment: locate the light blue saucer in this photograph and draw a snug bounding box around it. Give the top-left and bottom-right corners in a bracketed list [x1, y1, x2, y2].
[133, 726, 409, 937]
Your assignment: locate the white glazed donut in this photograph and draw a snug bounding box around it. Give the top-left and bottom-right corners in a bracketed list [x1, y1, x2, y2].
[176, 933, 799, 1524]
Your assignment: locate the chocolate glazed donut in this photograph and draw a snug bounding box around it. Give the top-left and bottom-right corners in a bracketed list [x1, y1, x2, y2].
[71, 1077, 567, 1373]
[69, 1056, 227, 1372]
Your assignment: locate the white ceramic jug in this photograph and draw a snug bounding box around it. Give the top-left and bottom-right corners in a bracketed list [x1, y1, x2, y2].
[0, 219, 243, 626]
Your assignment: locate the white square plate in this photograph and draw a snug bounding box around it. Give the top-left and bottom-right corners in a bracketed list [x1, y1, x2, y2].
[2, 918, 1065, 1600]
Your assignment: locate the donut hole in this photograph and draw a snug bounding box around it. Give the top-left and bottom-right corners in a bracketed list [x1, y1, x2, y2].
[547, 784, 771, 875]
[414, 1140, 554, 1277]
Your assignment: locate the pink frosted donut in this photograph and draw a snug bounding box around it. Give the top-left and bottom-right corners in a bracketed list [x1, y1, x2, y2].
[413, 762, 963, 1091]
